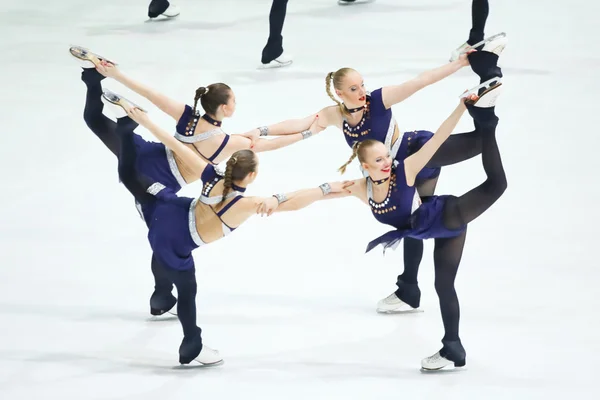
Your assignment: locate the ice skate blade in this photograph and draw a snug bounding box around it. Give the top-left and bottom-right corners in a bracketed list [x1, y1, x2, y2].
[101, 89, 147, 119]
[468, 84, 503, 108]
[146, 312, 178, 322]
[258, 59, 293, 70]
[338, 0, 376, 5]
[452, 32, 507, 60]
[460, 77, 502, 99]
[376, 308, 424, 314]
[174, 359, 224, 369]
[69, 45, 117, 67]
[420, 364, 467, 373]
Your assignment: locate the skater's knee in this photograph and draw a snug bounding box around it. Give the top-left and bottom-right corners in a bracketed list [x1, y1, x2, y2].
[434, 278, 457, 298]
[493, 174, 508, 198]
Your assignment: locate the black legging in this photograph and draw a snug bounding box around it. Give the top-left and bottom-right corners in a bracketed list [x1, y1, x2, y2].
[469, 0, 490, 45]
[81, 68, 177, 315]
[115, 117, 203, 364]
[261, 0, 288, 64]
[395, 50, 501, 306]
[434, 102, 506, 362]
[396, 0, 494, 295]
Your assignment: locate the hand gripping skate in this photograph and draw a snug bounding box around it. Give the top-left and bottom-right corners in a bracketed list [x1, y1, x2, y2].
[69, 45, 118, 68]
[461, 77, 503, 108]
[450, 32, 507, 62]
[101, 89, 147, 119]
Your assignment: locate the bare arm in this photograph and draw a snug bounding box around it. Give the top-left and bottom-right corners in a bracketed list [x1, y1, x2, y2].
[97, 62, 186, 120]
[227, 132, 306, 153]
[404, 101, 467, 186]
[240, 106, 341, 141]
[381, 58, 469, 109]
[126, 108, 208, 177]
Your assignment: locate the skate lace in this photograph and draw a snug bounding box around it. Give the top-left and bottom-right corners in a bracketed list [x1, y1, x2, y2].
[426, 352, 443, 362]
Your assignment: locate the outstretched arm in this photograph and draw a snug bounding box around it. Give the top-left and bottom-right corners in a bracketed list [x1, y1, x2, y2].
[404, 99, 469, 186]
[238, 106, 341, 143]
[381, 55, 471, 109]
[227, 112, 333, 153]
[258, 178, 369, 216]
[95, 61, 186, 121]
[125, 107, 208, 177]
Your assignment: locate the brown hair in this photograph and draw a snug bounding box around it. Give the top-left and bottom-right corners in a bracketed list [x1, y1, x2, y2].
[338, 139, 380, 174]
[186, 83, 232, 131]
[220, 149, 258, 205]
[325, 68, 356, 117]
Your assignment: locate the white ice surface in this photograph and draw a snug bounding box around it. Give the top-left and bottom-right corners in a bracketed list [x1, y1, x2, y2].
[0, 0, 598, 398]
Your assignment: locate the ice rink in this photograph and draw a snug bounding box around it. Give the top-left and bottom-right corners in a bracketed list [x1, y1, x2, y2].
[1, 0, 598, 398]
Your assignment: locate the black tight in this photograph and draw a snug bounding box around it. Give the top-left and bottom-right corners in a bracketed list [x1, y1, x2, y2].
[432, 105, 506, 360]
[81, 68, 176, 314]
[115, 117, 204, 363]
[82, 69, 123, 157]
[396, 52, 501, 298]
[261, 0, 289, 63]
[468, 0, 490, 45]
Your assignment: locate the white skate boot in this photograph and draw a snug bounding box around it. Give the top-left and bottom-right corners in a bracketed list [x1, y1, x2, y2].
[460, 77, 503, 108]
[421, 351, 466, 372]
[191, 345, 223, 367]
[101, 89, 147, 119]
[449, 32, 507, 62]
[376, 292, 422, 314]
[69, 45, 117, 68]
[160, 4, 180, 18]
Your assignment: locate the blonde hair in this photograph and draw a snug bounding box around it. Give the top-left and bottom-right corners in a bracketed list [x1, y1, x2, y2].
[338, 139, 380, 174]
[325, 68, 356, 117]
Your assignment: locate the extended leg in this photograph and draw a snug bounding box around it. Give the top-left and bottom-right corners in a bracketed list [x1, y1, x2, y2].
[468, 0, 490, 45]
[426, 125, 482, 169]
[442, 106, 507, 231]
[81, 68, 126, 157]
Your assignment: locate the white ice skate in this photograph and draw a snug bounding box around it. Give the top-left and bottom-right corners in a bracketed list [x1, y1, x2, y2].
[460, 77, 503, 108]
[449, 32, 507, 62]
[190, 345, 223, 367]
[69, 45, 117, 68]
[258, 52, 293, 69]
[421, 351, 466, 372]
[101, 89, 147, 119]
[338, 0, 376, 5]
[161, 4, 180, 18]
[376, 293, 422, 314]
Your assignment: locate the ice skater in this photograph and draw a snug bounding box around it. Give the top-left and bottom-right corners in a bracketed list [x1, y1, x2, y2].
[94, 90, 352, 366]
[71, 46, 318, 319]
[261, 57, 506, 369]
[243, 5, 506, 315]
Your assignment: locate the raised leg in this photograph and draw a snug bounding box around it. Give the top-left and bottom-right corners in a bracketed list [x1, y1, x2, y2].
[442, 106, 507, 231]
[81, 68, 126, 157]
